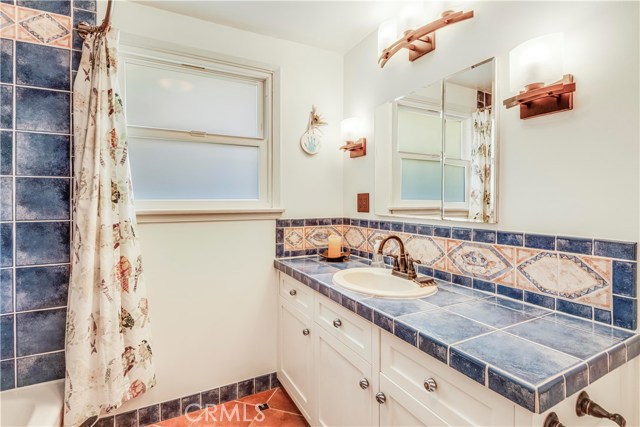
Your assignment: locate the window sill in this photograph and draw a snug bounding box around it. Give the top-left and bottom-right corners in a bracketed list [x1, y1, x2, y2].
[136, 208, 285, 223]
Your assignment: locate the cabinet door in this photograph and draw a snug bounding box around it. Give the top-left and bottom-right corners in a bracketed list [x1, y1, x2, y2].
[315, 327, 374, 427]
[379, 374, 449, 427]
[278, 299, 314, 421]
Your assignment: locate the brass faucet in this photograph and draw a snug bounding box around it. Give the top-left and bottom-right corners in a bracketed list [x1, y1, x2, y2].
[377, 235, 421, 280]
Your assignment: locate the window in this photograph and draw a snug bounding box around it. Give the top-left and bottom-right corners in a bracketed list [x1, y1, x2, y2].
[119, 39, 279, 215]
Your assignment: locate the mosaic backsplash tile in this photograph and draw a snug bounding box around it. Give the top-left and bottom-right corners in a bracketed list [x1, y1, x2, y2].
[0, 0, 95, 391]
[276, 218, 638, 331]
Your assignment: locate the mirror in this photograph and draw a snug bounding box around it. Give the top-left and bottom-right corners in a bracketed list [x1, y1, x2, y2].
[374, 58, 497, 223]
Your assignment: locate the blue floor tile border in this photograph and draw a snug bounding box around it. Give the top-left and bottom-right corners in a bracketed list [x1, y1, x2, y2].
[275, 217, 638, 331]
[274, 256, 640, 414]
[92, 372, 279, 427]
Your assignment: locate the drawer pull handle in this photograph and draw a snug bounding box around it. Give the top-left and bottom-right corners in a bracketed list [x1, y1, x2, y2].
[375, 392, 386, 404]
[359, 378, 369, 390]
[289, 289, 297, 296]
[333, 319, 342, 328]
[576, 391, 626, 427]
[302, 328, 310, 336]
[424, 377, 437, 392]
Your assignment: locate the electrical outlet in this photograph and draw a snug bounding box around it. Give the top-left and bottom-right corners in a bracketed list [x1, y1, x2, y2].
[357, 193, 370, 213]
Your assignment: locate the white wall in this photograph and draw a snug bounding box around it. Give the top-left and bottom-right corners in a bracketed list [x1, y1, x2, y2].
[343, 1, 639, 243]
[103, 0, 344, 412]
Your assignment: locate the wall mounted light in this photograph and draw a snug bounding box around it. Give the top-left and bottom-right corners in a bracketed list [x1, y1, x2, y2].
[340, 117, 366, 158]
[503, 33, 576, 119]
[377, 9, 474, 68]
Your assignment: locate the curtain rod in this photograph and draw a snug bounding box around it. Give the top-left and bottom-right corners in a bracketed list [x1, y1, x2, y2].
[76, 0, 114, 39]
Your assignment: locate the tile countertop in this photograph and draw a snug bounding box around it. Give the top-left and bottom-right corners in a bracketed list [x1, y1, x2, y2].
[274, 256, 640, 414]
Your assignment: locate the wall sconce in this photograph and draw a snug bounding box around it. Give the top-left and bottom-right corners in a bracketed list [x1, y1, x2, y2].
[503, 33, 576, 119]
[340, 117, 366, 158]
[377, 9, 474, 68]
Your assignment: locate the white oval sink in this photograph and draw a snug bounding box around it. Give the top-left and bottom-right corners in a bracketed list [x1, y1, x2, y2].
[333, 268, 438, 299]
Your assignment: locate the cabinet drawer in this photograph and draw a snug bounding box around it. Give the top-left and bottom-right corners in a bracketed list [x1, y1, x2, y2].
[314, 295, 372, 362]
[280, 273, 313, 317]
[380, 332, 514, 427]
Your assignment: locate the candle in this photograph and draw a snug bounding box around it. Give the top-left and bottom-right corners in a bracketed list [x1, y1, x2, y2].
[328, 235, 342, 258]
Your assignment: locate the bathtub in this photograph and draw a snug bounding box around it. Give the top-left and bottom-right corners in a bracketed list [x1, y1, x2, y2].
[0, 380, 64, 427]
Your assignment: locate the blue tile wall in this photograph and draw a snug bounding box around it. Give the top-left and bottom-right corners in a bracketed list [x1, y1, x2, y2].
[0, 0, 93, 391]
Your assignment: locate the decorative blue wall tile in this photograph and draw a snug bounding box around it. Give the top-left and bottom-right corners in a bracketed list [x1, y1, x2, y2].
[255, 373, 270, 393]
[612, 261, 636, 297]
[1, 223, 13, 267]
[497, 285, 523, 301]
[593, 308, 612, 325]
[16, 132, 72, 177]
[594, 240, 636, 261]
[237, 378, 255, 398]
[115, 411, 137, 427]
[417, 224, 433, 236]
[1, 359, 14, 390]
[434, 226, 451, 238]
[1, 85, 12, 129]
[16, 308, 66, 356]
[556, 299, 592, 320]
[1, 177, 11, 220]
[452, 227, 472, 241]
[612, 296, 637, 330]
[16, 264, 69, 311]
[0, 268, 12, 314]
[525, 234, 556, 250]
[403, 223, 417, 234]
[181, 394, 200, 414]
[17, 1, 71, 15]
[563, 363, 588, 397]
[0, 131, 12, 175]
[15, 178, 70, 220]
[16, 88, 70, 133]
[160, 399, 180, 421]
[390, 222, 403, 232]
[137, 405, 160, 426]
[94, 417, 114, 427]
[497, 231, 523, 246]
[452, 274, 472, 288]
[219, 382, 238, 403]
[74, 0, 96, 11]
[1, 314, 14, 359]
[275, 219, 290, 228]
[524, 291, 555, 310]
[556, 237, 593, 255]
[473, 229, 496, 244]
[434, 269, 451, 282]
[16, 42, 70, 91]
[473, 278, 495, 293]
[270, 372, 280, 388]
[0, 39, 12, 84]
[15, 221, 69, 266]
[16, 350, 64, 387]
[73, 9, 96, 49]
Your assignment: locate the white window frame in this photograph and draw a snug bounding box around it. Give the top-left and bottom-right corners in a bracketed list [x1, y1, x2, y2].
[118, 34, 282, 221]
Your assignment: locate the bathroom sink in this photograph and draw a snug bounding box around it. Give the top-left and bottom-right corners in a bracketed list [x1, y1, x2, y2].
[332, 268, 438, 299]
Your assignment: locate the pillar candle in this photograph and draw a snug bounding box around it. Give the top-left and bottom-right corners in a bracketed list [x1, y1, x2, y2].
[328, 235, 342, 258]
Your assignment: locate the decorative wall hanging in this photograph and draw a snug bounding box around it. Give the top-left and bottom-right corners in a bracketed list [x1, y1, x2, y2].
[300, 105, 327, 155]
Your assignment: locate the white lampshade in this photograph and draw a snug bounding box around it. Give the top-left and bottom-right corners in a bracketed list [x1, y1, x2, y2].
[341, 117, 363, 142]
[398, 2, 425, 33]
[377, 19, 397, 54]
[509, 33, 564, 93]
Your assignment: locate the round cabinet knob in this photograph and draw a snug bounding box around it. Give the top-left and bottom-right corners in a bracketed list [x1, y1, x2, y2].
[424, 377, 437, 392]
[289, 289, 297, 296]
[302, 328, 310, 336]
[375, 392, 386, 404]
[359, 378, 369, 390]
[333, 319, 342, 328]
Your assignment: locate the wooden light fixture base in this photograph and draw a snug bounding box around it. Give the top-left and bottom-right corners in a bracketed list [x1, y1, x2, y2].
[340, 138, 367, 158]
[503, 74, 576, 120]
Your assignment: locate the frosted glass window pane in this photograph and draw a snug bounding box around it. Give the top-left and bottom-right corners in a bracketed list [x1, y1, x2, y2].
[126, 62, 260, 138]
[444, 164, 465, 202]
[397, 108, 441, 155]
[444, 118, 462, 159]
[401, 159, 441, 201]
[128, 138, 259, 200]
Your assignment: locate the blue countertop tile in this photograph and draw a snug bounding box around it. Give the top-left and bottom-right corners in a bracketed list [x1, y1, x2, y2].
[360, 297, 436, 318]
[446, 298, 547, 328]
[399, 310, 495, 345]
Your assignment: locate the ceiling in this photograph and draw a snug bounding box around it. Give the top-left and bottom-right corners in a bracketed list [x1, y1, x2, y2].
[134, 1, 423, 53]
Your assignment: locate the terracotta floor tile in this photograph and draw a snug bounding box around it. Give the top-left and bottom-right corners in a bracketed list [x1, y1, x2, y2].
[238, 388, 277, 406]
[190, 401, 253, 427]
[249, 409, 308, 427]
[154, 416, 193, 427]
[266, 388, 301, 415]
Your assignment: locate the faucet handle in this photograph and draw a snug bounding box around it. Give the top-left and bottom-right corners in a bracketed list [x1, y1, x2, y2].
[390, 254, 400, 271]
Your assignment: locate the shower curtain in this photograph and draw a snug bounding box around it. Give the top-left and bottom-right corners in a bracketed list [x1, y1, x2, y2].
[64, 29, 155, 427]
[469, 109, 494, 222]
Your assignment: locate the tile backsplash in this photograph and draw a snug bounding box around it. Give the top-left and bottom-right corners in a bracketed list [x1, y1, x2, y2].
[276, 218, 638, 331]
[0, 0, 95, 391]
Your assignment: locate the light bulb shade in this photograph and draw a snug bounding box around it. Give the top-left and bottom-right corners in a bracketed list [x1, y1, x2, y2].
[378, 19, 397, 54]
[509, 33, 564, 93]
[398, 3, 425, 34]
[341, 117, 362, 142]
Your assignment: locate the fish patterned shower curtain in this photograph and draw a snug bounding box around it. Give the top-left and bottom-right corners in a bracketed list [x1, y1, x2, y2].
[64, 28, 155, 427]
[469, 109, 495, 222]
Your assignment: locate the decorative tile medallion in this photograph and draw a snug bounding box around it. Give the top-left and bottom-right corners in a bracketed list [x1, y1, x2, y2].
[557, 254, 609, 299]
[517, 252, 558, 294]
[344, 226, 366, 250]
[283, 228, 304, 251]
[16, 6, 71, 48]
[0, 4, 16, 39]
[304, 226, 340, 249]
[449, 242, 512, 281]
[404, 235, 445, 267]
